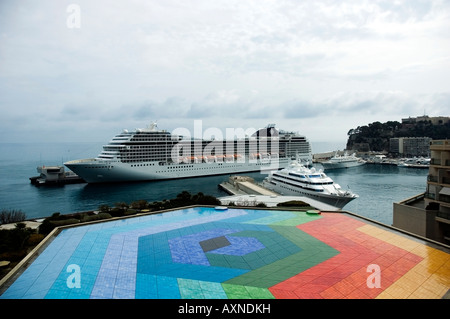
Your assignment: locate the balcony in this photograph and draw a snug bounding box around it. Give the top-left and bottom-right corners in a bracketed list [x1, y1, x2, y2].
[431, 159, 441, 166]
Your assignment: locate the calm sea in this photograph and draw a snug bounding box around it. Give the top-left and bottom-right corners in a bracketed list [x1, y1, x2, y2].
[0, 142, 428, 225]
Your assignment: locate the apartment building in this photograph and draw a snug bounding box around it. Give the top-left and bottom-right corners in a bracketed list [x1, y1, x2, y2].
[393, 140, 450, 245]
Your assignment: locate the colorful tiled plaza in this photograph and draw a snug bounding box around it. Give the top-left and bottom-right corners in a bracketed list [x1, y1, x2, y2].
[1, 207, 449, 299]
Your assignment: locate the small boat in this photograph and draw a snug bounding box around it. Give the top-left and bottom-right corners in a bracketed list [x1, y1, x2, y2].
[397, 157, 430, 169]
[30, 165, 85, 186]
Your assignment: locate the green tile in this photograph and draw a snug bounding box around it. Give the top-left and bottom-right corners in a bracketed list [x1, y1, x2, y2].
[222, 283, 251, 298]
[245, 286, 275, 299]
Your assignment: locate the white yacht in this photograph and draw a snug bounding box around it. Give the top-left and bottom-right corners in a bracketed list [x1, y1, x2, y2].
[64, 123, 313, 183]
[397, 157, 430, 168]
[321, 151, 366, 170]
[261, 161, 358, 209]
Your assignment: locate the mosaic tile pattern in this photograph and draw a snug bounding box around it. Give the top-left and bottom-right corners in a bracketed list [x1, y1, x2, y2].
[1, 207, 449, 299]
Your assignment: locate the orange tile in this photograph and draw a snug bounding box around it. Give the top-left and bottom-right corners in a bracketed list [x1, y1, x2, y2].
[344, 287, 371, 299]
[333, 279, 358, 296]
[320, 286, 346, 299]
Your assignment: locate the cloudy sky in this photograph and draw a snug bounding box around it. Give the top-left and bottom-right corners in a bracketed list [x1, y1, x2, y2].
[1, 0, 449, 148]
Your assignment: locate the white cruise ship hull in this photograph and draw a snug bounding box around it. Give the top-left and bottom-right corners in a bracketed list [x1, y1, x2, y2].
[261, 179, 356, 209]
[65, 157, 291, 183]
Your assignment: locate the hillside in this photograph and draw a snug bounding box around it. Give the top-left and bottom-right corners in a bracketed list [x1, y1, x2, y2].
[346, 118, 450, 152]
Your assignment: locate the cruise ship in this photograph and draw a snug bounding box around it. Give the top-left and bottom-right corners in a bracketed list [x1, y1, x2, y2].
[261, 161, 358, 209]
[64, 123, 312, 183]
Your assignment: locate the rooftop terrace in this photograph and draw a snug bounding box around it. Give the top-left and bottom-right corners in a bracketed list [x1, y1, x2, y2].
[0, 206, 449, 299]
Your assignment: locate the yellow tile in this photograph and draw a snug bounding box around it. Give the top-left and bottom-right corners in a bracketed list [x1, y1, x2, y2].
[408, 286, 440, 299]
[410, 245, 436, 258]
[410, 262, 432, 275]
[357, 224, 380, 235]
[375, 290, 395, 299]
[419, 258, 444, 272]
[402, 269, 428, 286]
[421, 275, 449, 297]
[395, 276, 422, 292]
[397, 240, 421, 252]
[383, 283, 412, 299]
[435, 265, 450, 278]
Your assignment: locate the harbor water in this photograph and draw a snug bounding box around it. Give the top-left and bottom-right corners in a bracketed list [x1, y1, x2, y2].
[0, 142, 428, 225]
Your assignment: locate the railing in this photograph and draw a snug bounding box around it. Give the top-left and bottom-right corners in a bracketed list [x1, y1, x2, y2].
[425, 192, 435, 200]
[427, 175, 438, 183]
[437, 210, 450, 221]
[439, 194, 450, 204]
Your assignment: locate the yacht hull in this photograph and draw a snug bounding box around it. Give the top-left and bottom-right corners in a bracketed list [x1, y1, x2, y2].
[261, 179, 356, 209]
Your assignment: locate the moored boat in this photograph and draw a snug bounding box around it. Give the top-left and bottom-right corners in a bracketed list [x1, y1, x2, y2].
[261, 161, 358, 209]
[321, 151, 366, 170]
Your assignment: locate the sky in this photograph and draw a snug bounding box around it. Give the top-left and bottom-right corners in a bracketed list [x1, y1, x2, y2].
[0, 0, 449, 149]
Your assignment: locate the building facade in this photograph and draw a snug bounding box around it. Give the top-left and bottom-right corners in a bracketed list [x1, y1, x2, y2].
[390, 137, 431, 157]
[393, 140, 450, 245]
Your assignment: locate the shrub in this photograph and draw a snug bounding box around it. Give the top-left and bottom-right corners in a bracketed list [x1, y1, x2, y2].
[130, 200, 148, 210]
[109, 207, 125, 217]
[0, 209, 27, 225]
[98, 205, 111, 213]
[125, 209, 137, 216]
[27, 233, 45, 246]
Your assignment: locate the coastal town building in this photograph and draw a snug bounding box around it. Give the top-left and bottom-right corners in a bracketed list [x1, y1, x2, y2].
[402, 115, 450, 126]
[393, 140, 450, 245]
[389, 137, 431, 157]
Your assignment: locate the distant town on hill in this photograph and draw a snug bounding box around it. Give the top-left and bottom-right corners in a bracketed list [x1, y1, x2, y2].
[346, 115, 450, 153]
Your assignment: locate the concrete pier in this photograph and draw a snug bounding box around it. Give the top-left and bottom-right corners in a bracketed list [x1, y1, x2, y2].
[219, 176, 278, 196]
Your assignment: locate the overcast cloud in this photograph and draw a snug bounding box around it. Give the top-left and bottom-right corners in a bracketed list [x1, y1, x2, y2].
[0, 0, 449, 146]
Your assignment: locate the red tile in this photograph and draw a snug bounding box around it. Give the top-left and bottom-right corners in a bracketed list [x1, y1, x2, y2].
[403, 252, 423, 263]
[311, 275, 341, 286]
[294, 290, 323, 299]
[342, 268, 368, 289]
[295, 283, 330, 294]
[372, 255, 396, 268]
[269, 288, 298, 299]
[388, 258, 418, 275]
